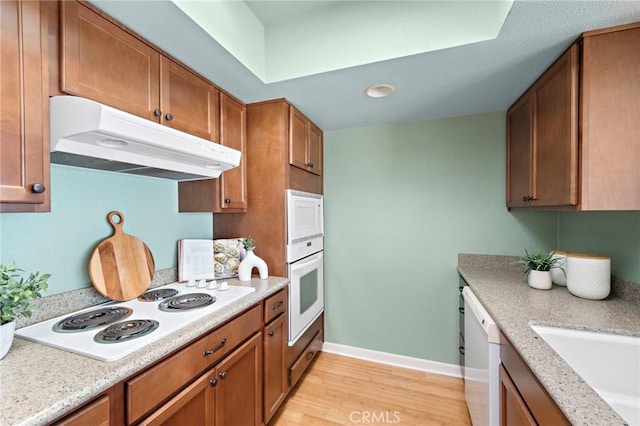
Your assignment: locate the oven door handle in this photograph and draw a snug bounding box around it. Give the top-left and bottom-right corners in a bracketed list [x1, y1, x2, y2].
[290, 252, 323, 271]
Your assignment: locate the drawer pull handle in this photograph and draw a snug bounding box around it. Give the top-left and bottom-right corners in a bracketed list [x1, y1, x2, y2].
[459, 346, 465, 356]
[272, 300, 284, 310]
[459, 307, 464, 314]
[306, 351, 315, 361]
[203, 338, 227, 356]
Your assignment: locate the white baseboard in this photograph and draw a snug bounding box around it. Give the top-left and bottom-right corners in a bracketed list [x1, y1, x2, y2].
[321, 341, 463, 379]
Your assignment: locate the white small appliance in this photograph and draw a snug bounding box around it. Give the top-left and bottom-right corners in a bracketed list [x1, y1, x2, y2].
[49, 96, 241, 180]
[463, 286, 500, 426]
[286, 190, 324, 346]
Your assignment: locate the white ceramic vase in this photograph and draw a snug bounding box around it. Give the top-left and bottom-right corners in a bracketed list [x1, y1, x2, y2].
[550, 251, 568, 286]
[238, 248, 268, 281]
[0, 320, 16, 360]
[528, 270, 552, 290]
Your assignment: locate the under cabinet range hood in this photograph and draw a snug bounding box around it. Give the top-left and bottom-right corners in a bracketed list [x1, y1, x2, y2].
[49, 96, 241, 180]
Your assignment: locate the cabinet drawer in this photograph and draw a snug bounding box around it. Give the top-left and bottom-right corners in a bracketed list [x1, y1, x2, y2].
[289, 329, 323, 388]
[264, 288, 287, 324]
[55, 395, 110, 426]
[126, 304, 261, 424]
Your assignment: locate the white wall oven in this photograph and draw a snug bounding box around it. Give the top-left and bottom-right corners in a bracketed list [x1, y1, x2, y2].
[286, 190, 324, 346]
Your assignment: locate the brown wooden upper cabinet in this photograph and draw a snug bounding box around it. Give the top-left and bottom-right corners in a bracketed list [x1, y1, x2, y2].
[178, 92, 248, 213]
[0, 0, 50, 212]
[507, 22, 640, 210]
[60, 1, 219, 142]
[507, 45, 579, 208]
[289, 108, 323, 176]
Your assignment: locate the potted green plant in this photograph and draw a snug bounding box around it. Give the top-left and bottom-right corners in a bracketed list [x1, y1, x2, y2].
[241, 235, 256, 251]
[518, 250, 562, 290]
[0, 263, 50, 359]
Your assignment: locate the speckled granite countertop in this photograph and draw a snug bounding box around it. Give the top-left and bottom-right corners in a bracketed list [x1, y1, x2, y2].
[458, 254, 640, 426]
[0, 275, 289, 426]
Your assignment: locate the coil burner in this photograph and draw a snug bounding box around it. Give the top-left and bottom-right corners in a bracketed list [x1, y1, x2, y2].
[158, 293, 216, 312]
[138, 288, 179, 301]
[94, 319, 160, 343]
[52, 307, 133, 333]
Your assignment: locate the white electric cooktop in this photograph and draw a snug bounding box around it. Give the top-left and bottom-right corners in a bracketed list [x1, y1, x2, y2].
[15, 282, 255, 362]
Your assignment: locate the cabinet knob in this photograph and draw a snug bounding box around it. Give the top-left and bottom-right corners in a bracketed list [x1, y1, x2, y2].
[164, 113, 173, 121]
[31, 183, 45, 194]
[219, 371, 227, 379]
[307, 162, 314, 168]
[268, 331, 274, 337]
[153, 108, 162, 117]
[522, 195, 533, 202]
[224, 198, 231, 204]
[209, 379, 218, 387]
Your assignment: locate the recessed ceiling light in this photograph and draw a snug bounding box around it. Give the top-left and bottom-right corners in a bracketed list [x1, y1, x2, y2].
[365, 84, 395, 98]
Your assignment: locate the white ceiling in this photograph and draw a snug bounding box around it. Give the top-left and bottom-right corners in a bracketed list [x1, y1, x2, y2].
[90, 1, 640, 131]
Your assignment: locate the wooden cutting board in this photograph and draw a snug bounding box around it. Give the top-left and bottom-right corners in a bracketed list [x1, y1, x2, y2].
[89, 211, 155, 301]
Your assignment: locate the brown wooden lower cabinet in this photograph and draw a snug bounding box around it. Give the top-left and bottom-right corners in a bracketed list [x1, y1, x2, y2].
[52, 386, 124, 426]
[500, 332, 569, 426]
[500, 364, 537, 426]
[140, 332, 262, 426]
[264, 313, 287, 423]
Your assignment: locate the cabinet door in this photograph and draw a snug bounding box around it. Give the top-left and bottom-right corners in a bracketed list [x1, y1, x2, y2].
[506, 95, 533, 208]
[160, 57, 219, 141]
[139, 370, 216, 426]
[217, 93, 247, 211]
[581, 25, 640, 210]
[215, 333, 262, 426]
[60, 1, 160, 121]
[499, 365, 537, 426]
[264, 314, 287, 423]
[533, 45, 579, 207]
[289, 107, 309, 171]
[307, 122, 323, 176]
[0, 0, 49, 210]
[506, 45, 578, 209]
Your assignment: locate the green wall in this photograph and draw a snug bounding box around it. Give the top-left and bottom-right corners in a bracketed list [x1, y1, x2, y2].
[0, 165, 213, 294]
[559, 211, 640, 282]
[323, 112, 558, 365]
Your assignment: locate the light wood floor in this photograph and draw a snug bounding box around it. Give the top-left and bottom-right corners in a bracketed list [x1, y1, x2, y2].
[270, 352, 472, 426]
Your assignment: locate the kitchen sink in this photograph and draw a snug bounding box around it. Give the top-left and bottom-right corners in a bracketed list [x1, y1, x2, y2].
[530, 324, 640, 426]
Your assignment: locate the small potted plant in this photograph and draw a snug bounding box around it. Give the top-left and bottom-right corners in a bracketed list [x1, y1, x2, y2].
[518, 250, 562, 290]
[242, 235, 255, 251]
[0, 263, 50, 359]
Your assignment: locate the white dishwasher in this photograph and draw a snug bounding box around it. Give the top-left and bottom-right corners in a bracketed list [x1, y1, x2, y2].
[463, 286, 501, 426]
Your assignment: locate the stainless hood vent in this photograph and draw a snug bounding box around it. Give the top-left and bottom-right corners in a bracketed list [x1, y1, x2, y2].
[49, 96, 241, 180]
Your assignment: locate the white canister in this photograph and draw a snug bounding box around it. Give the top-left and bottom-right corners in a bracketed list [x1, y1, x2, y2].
[566, 253, 611, 300]
[550, 250, 568, 286]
